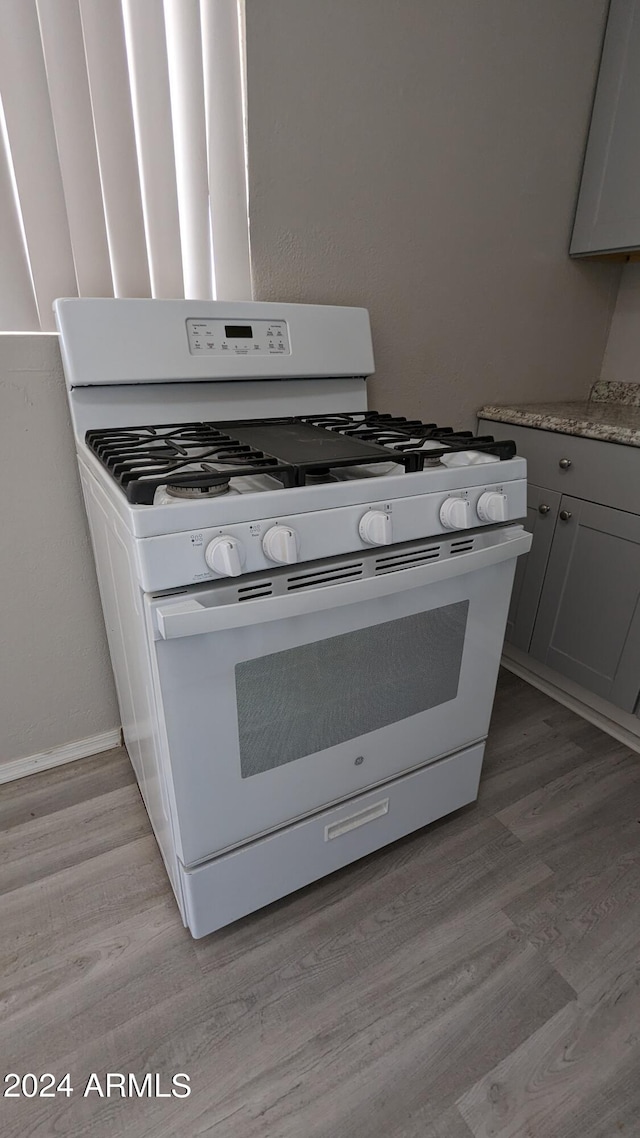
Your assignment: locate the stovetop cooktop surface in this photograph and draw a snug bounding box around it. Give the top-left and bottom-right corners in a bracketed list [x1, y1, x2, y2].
[85, 412, 517, 504]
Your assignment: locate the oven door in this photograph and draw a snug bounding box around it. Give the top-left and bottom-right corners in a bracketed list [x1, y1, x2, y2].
[149, 527, 530, 866]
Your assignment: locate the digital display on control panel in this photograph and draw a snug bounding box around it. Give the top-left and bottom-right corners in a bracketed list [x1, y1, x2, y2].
[186, 317, 290, 355]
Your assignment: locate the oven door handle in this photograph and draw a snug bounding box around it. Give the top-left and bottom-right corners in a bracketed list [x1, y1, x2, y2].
[154, 527, 531, 640]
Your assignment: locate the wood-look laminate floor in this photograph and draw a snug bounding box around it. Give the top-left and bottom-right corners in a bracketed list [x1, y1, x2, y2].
[1, 670, 640, 1138]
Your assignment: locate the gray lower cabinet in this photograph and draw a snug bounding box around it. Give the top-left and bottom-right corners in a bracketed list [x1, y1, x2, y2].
[529, 497, 640, 713]
[481, 418, 640, 717]
[506, 484, 560, 652]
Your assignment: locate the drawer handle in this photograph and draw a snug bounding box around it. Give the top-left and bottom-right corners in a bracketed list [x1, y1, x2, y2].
[559, 509, 572, 522]
[324, 798, 389, 841]
[538, 503, 551, 515]
[559, 458, 572, 470]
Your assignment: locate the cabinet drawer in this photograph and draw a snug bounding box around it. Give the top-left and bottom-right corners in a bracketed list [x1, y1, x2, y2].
[479, 419, 640, 515]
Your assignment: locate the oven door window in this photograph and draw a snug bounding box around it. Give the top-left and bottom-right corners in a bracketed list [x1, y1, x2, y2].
[235, 601, 468, 778]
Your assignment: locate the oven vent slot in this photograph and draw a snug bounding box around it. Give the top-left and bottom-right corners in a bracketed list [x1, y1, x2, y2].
[375, 546, 442, 573]
[237, 580, 273, 601]
[449, 538, 475, 555]
[286, 563, 364, 591]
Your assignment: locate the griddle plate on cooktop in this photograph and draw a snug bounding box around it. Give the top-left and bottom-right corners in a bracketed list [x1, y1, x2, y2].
[226, 420, 395, 466]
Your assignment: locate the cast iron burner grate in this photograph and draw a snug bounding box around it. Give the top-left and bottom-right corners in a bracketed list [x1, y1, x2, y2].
[298, 412, 517, 466]
[85, 413, 516, 503]
[84, 423, 298, 504]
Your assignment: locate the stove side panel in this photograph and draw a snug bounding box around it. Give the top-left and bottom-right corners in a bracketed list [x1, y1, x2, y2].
[79, 465, 185, 919]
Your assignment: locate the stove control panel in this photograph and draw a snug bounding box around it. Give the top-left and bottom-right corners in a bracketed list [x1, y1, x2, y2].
[137, 478, 527, 591]
[186, 318, 290, 356]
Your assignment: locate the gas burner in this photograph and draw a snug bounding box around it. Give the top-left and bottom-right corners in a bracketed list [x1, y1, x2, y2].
[165, 479, 231, 499]
[304, 468, 339, 485]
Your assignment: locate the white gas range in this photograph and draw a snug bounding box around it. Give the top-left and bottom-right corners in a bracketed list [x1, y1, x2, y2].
[56, 298, 531, 938]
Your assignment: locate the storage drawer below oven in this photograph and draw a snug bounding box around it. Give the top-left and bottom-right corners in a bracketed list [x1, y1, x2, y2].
[178, 741, 484, 937]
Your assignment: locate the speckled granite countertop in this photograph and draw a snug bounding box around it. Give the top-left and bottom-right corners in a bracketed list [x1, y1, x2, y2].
[479, 381, 640, 448]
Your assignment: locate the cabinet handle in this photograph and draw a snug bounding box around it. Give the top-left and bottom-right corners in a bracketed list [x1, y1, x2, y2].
[559, 509, 572, 522]
[559, 458, 572, 470]
[538, 503, 551, 515]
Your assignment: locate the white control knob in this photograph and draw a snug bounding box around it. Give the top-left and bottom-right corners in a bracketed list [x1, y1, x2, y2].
[205, 535, 245, 577]
[439, 497, 472, 530]
[476, 491, 508, 523]
[262, 525, 299, 565]
[359, 509, 393, 546]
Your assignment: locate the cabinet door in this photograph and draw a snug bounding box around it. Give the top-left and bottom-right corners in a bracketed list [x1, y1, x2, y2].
[505, 484, 560, 652]
[530, 496, 640, 711]
[571, 0, 640, 256]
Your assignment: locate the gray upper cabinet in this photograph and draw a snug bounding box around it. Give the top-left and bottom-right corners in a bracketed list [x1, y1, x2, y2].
[505, 484, 560, 653]
[571, 0, 640, 257]
[529, 497, 640, 712]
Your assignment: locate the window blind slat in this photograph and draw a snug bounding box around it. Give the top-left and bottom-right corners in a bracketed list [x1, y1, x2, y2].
[122, 0, 183, 299]
[0, 104, 39, 331]
[164, 0, 212, 299]
[78, 0, 151, 298]
[0, 0, 252, 331]
[201, 0, 252, 300]
[0, 0, 77, 331]
[36, 0, 113, 298]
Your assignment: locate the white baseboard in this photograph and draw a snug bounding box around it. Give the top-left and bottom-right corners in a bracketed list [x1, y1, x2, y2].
[501, 656, 640, 755]
[0, 728, 123, 785]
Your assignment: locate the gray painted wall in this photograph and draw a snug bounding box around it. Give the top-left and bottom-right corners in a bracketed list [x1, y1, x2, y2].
[600, 265, 640, 384]
[0, 335, 118, 768]
[245, 0, 620, 427]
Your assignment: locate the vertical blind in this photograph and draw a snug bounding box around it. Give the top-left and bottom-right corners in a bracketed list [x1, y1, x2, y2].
[0, 0, 251, 332]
